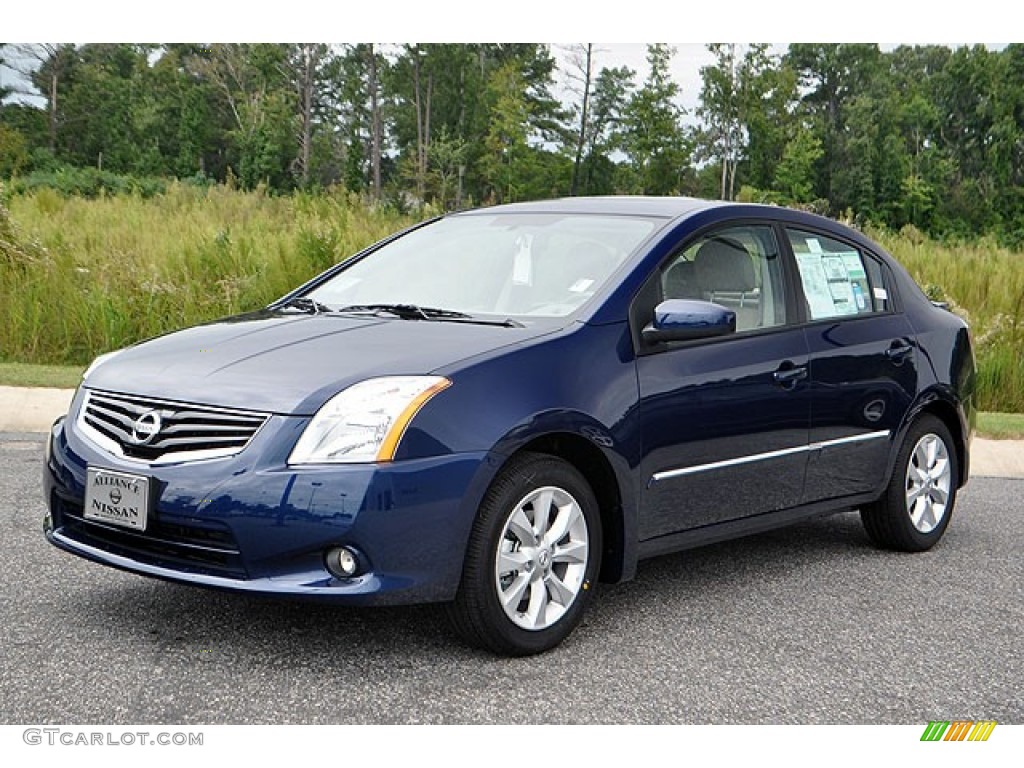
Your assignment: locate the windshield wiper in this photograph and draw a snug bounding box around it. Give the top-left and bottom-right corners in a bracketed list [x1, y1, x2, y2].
[277, 296, 333, 314]
[336, 303, 466, 320]
[337, 303, 523, 327]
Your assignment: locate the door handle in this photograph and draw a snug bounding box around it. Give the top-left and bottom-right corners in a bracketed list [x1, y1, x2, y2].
[885, 342, 914, 363]
[773, 364, 808, 386]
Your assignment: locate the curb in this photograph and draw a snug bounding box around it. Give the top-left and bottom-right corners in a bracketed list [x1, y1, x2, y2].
[2, 385, 1022, 479]
[0, 385, 75, 434]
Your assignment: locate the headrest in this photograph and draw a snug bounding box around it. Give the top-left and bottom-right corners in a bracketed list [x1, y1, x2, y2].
[664, 260, 700, 299]
[694, 237, 756, 293]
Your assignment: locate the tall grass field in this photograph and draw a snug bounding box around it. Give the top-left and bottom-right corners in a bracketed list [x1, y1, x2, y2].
[2, 184, 1022, 412]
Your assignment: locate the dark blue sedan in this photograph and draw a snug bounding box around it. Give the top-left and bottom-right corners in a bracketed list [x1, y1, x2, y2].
[43, 197, 976, 655]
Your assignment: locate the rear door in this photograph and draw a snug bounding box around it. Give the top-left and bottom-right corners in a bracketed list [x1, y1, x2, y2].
[783, 228, 919, 503]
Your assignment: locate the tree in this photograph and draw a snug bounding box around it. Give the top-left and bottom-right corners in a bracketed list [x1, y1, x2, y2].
[619, 44, 690, 195]
[786, 44, 882, 209]
[426, 127, 466, 209]
[0, 124, 28, 176]
[480, 62, 531, 203]
[562, 43, 596, 196]
[367, 44, 383, 200]
[285, 44, 336, 188]
[774, 129, 823, 203]
[7, 44, 77, 154]
[737, 45, 798, 194]
[576, 65, 634, 195]
[188, 44, 297, 189]
[697, 43, 744, 200]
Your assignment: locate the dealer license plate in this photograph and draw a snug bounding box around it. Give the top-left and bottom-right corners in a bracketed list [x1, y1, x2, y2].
[84, 467, 150, 531]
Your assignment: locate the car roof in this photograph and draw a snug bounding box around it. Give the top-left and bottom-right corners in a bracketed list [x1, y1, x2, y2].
[454, 196, 730, 219]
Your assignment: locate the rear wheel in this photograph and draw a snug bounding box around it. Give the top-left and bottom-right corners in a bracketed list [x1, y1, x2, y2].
[447, 452, 602, 656]
[861, 415, 958, 552]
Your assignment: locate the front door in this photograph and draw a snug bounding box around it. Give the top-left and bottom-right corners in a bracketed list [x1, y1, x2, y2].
[635, 224, 811, 541]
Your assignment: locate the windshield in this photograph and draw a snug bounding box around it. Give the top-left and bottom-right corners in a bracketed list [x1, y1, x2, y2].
[306, 212, 660, 318]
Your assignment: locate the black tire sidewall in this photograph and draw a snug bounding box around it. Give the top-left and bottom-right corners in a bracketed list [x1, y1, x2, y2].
[884, 415, 959, 551]
[460, 454, 603, 655]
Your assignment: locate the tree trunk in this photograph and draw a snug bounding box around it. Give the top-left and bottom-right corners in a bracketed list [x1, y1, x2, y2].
[368, 44, 382, 201]
[413, 51, 424, 199]
[49, 69, 58, 153]
[720, 151, 728, 200]
[424, 73, 432, 191]
[299, 45, 314, 187]
[570, 44, 593, 197]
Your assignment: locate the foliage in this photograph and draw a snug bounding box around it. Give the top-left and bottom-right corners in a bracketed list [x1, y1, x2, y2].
[9, 166, 168, 198]
[618, 44, 691, 195]
[3, 41, 1023, 241]
[0, 185, 416, 366]
[870, 226, 1024, 412]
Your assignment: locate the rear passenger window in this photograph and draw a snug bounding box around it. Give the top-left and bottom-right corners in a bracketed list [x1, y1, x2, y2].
[660, 225, 788, 332]
[786, 229, 887, 320]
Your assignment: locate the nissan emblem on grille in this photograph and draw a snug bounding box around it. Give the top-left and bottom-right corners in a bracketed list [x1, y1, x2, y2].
[130, 410, 163, 445]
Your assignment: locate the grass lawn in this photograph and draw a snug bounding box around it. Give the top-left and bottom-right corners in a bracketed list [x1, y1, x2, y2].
[2, 361, 1023, 439]
[976, 411, 1024, 440]
[0, 362, 85, 389]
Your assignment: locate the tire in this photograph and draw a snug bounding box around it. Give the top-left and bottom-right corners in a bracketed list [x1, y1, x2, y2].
[861, 415, 958, 552]
[447, 452, 602, 656]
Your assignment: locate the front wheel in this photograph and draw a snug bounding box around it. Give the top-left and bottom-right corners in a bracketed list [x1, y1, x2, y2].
[447, 452, 602, 656]
[861, 415, 958, 552]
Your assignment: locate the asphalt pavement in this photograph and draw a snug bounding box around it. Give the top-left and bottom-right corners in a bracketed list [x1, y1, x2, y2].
[1, 432, 1020, 724]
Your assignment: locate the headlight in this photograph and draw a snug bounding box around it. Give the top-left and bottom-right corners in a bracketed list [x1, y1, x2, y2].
[82, 349, 125, 380]
[288, 376, 451, 464]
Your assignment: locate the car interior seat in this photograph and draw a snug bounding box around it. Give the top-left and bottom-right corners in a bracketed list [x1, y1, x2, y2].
[694, 237, 760, 331]
[663, 260, 701, 300]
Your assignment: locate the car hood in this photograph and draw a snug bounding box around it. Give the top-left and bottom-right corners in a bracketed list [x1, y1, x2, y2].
[85, 311, 560, 414]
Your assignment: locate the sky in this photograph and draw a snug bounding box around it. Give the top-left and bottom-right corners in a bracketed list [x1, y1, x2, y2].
[2, 2, 1008, 115]
[2, 0, 1008, 44]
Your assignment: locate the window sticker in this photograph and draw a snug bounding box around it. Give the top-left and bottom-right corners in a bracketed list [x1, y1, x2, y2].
[512, 236, 533, 285]
[795, 252, 839, 319]
[853, 282, 867, 310]
[840, 252, 867, 281]
[822, 255, 857, 315]
[796, 251, 866, 319]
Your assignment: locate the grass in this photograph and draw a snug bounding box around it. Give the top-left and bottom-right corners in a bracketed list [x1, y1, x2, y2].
[0, 184, 1021, 411]
[1, 182, 419, 367]
[0, 361, 85, 389]
[870, 226, 1024, 413]
[976, 411, 1024, 440]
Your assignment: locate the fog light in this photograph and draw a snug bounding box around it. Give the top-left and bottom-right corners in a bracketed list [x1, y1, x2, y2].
[325, 546, 359, 578]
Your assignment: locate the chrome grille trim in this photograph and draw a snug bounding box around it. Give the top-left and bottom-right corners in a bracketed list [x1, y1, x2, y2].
[78, 389, 269, 465]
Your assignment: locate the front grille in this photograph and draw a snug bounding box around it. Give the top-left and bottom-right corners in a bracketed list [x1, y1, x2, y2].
[79, 389, 268, 464]
[55, 495, 247, 579]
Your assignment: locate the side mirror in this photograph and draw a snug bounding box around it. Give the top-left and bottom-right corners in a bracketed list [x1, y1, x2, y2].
[641, 299, 736, 344]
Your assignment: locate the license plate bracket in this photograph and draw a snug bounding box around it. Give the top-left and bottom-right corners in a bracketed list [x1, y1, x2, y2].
[84, 467, 151, 531]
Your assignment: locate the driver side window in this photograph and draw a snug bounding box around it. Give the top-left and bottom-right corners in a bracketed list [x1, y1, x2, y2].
[660, 225, 788, 332]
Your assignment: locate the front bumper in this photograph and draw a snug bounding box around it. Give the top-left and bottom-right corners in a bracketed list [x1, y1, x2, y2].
[43, 403, 498, 606]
